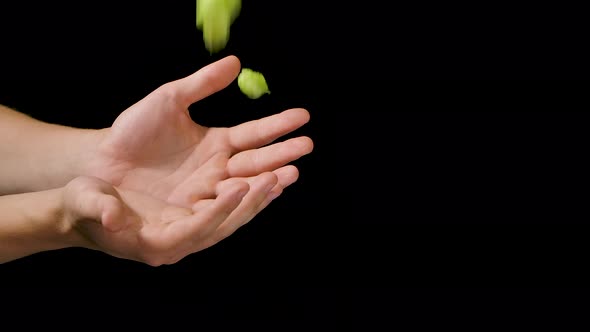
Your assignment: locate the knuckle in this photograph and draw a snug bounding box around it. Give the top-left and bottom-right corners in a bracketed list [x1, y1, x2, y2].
[155, 82, 177, 98]
[153, 83, 183, 107]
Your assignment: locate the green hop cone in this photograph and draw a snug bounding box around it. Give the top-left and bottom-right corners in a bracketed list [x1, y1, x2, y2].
[196, 0, 206, 30]
[197, 0, 241, 54]
[238, 68, 271, 99]
[203, 9, 230, 54]
[225, 0, 241, 24]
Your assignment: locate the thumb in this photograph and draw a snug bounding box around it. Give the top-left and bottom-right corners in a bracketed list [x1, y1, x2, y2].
[99, 194, 127, 233]
[65, 177, 128, 232]
[162, 55, 241, 108]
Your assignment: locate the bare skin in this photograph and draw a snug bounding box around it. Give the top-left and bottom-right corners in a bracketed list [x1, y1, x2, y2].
[0, 55, 314, 265]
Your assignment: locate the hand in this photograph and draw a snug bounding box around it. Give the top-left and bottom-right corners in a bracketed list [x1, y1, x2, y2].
[79, 56, 313, 264]
[63, 176, 254, 266]
[92, 55, 312, 204]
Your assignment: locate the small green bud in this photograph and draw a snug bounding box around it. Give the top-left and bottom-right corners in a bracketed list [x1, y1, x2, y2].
[238, 68, 271, 99]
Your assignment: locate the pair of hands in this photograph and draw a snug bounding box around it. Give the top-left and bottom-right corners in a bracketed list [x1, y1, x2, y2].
[62, 56, 313, 266]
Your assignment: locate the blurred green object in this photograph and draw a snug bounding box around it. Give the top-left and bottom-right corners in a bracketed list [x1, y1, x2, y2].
[238, 68, 271, 99]
[197, 0, 241, 54]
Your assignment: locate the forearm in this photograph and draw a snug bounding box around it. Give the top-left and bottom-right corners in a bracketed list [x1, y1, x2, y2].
[0, 188, 81, 263]
[0, 105, 106, 194]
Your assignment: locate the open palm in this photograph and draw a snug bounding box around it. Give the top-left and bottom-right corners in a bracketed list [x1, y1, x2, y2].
[93, 56, 312, 203]
[76, 56, 313, 264]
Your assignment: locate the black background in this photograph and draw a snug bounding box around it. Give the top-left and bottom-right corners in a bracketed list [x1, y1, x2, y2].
[1, 0, 589, 326]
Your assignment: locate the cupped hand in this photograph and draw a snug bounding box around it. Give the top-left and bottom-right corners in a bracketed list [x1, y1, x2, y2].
[63, 175, 260, 266]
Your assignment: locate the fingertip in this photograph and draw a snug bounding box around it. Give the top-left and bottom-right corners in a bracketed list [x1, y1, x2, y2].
[262, 171, 280, 188]
[225, 55, 241, 68]
[219, 55, 241, 74]
[210, 183, 249, 222]
[237, 190, 248, 203]
[298, 136, 315, 154]
[273, 166, 300, 191]
[235, 182, 250, 201]
[101, 196, 125, 232]
[221, 181, 250, 203]
[299, 108, 311, 123]
[285, 108, 310, 123]
[282, 165, 300, 185]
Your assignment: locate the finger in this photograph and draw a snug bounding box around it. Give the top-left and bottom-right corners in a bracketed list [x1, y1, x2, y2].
[163, 55, 241, 108]
[66, 176, 127, 232]
[191, 163, 298, 212]
[74, 190, 125, 233]
[227, 108, 311, 152]
[167, 152, 230, 208]
[215, 165, 299, 223]
[227, 136, 313, 177]
[100, 196, 128, 232]
[251, 165, 299, 206]
[270, 165, 300, 196]
[216, 165, 299, 197]
[207, 172, 279, 246]
[162, 181, 249, 245]
[191, 198, 215, 214]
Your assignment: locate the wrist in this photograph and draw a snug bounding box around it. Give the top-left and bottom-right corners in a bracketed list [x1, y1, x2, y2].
[0, 188, 84, 263]
[72, 127, 110, 183]
[1, 125, 111, 194]
[24, 188, 86, 250]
